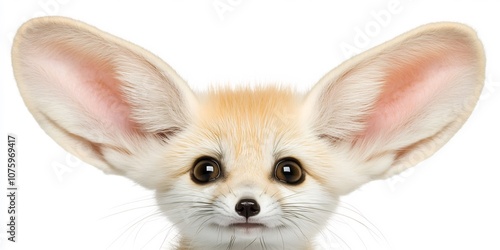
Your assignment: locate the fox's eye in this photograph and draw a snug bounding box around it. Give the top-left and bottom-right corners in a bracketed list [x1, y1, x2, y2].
[191, 157, 221, 184]
[274, 158, 304, 185]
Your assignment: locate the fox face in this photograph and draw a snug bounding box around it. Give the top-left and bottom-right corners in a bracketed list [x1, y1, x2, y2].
[12, 17, 484, 249]
[155, 88, 346, 249]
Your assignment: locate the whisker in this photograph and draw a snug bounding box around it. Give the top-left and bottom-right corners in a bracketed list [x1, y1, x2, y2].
[106, 208, 161, 249]
[139, 220, 174, 250]
[160, 220, 183, 250]
[243, 237, 258, 249]
[338, 201, 388, 243]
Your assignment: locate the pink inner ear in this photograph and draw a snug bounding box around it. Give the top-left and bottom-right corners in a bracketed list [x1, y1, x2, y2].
[362, 52, 465, 139]
[37, 48, 137, 135]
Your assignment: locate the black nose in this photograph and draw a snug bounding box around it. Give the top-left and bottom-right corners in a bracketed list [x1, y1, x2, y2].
[235, 199, 260, 219]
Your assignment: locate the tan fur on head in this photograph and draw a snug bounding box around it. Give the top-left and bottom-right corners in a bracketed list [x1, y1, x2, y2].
[12, 17, 484, 249]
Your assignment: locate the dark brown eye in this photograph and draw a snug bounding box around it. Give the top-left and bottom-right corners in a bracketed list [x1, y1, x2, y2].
[274, 158, 304, 185]
[191, 157, 221, 184]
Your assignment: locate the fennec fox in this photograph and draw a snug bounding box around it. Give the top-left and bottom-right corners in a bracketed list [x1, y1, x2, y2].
[12, 17, 484, 249]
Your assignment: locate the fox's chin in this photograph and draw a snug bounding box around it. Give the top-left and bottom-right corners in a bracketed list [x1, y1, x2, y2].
[181, 223, 308, 250]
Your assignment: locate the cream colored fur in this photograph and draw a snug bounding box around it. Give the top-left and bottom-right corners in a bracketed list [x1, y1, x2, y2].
[12, 17, 485, 249]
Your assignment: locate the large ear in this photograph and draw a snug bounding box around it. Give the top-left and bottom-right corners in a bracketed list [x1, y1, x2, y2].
[12, 17, 197, 180]
[304, 22, 485, 180]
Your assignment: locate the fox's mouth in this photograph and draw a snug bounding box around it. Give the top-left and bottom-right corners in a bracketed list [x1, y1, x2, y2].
[229, 222, 266, 229]
[226, 222, 267, 236]
[206, 222, 268, 236]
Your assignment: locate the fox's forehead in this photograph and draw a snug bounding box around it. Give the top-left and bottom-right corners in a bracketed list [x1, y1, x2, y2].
[197, 86, 303, 131]
[193, 86, 307, 162]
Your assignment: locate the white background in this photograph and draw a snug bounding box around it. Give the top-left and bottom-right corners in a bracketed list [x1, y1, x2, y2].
[1, 0, 499, 249]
